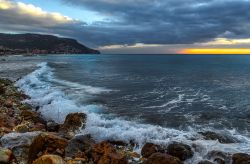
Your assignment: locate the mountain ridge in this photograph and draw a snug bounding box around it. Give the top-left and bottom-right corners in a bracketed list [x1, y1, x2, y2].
[0, 33, 100, 55]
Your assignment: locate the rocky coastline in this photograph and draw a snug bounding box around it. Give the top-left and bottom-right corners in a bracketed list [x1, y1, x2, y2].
[0, 78, 250, 164]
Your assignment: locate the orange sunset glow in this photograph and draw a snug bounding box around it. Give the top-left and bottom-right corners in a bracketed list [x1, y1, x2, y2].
[180, 48, 250, 54]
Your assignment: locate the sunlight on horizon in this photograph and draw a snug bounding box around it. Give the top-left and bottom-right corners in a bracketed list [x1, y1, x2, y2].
[180, 48, 250, 54]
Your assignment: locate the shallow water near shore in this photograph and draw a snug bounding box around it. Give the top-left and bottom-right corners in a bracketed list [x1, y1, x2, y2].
[1, 54, 250, 163]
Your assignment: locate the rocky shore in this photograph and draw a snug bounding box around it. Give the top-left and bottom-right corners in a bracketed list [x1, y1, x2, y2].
[0, 78, 250, 164]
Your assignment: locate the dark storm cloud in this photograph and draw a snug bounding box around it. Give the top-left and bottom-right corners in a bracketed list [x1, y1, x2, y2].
[1, 0, 250, 48]
[61, 0, 250, 46]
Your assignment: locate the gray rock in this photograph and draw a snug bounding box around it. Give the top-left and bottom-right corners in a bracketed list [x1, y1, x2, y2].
[199, 131, 236, 143]
[65, 134, 95, 158]
[167, 142, 194, 161]
[0, 132, 41, 164]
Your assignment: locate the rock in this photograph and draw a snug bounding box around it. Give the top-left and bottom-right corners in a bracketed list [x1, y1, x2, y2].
[21, 109, 47, 125]
[232, 153, 250, 164]
[28, 132, 68, 163]
[0, 132, 41, 164]
[30, 123, 46, 132]
[141, 143, 163, 158]
[66, 158, 87, 164]
[32, 155, 65, 164]
[197, 160, 213, 164]
[0, 127, 12, 137]
[91, 141, 128, 164]
[13, 122, 30, 133]
[206, 150, 231, 164]
[0, 85, 5, 94]
[59, 113, 87, 134]
[4, 99, 13, 108]
[47, 121, 60, 132]
[146, 153, 183, 164]
[199, 131, 236, 143]
[65, 134, 95, 158]
[0, 114, 17, 130]
[167, 142, 193, 161]
[0, 148, 13, 163]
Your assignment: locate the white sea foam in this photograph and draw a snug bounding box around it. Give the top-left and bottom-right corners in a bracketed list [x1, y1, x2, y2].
[15, 62, 250, 164]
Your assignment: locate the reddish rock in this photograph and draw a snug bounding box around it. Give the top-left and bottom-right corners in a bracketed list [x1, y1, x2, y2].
[28, 133, 68, 163]
[91, 141, 128, 164]
[167, 142, 193, 161]
[0, 113, 17, 129]
[146, 153, 183, 164]
[232, 153, 250, 164]
[141, 143, 163, 158]
[59, 113, 86, 137]
[32, 155, 65, 164]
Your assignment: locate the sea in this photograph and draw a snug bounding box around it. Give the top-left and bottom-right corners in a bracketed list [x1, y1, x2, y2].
[0, 54, 250, 163]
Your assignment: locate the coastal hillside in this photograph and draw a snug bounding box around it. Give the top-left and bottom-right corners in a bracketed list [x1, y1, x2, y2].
[0, 33, 100, 55]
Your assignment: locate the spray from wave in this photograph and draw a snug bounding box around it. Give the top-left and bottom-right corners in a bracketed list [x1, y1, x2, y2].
[15, 62, 250, 163]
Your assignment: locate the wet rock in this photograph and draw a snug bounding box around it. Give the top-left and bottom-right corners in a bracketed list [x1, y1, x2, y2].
[232, 153, 250, 164]
[146, 153, 183, 164]
[91, 141, 128, 164]
[141, 143, 163, 158]
[20, 109, 47, 125]
[0, 132, 41, 164]
[214, 158, 225, 164]
[0, 148, 13, 163]
[19, 103, 33, 111]
[33, 155, 65, 164]
[197, 160, 213, 164]
[65, 134, 95, 158]
[47, 121, 60, 132]
[199, 131, 236, 143]
[167, 142, 193, 161]
[28, 132, 68, 163]
[205, 150, 231, 164]
[59, 113, 87, 134]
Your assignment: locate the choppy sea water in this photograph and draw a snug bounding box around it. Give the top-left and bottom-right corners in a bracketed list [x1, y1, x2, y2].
[1, 54, 250, 163]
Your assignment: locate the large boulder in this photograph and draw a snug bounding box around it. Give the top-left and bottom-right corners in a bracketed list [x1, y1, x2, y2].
[59, 113, 87, 137]
[0, 132, 68, 164]
[32, 155, 65, 164]
[199, 131, 236, 143]
[232, 153, 250, 164]
[167, 142, 193, 161]
[141, 143, 163, 158]
[91, 141, 128, 164]
[0, 132, 41, 164]
[146, 153, 183, 164]
[205, 150, 231, 164]
[0, 148, 13, 164]
[65, 134, 95, 158]
[28, 132, 68, 163]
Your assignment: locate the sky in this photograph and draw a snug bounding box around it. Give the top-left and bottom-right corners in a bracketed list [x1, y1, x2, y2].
[0, 0, 250, 54]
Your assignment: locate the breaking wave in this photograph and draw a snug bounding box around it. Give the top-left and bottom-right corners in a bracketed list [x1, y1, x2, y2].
[16, 62, 250, 163]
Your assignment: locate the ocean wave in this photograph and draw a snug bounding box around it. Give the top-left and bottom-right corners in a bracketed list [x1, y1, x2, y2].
[15, 62, 250, 163]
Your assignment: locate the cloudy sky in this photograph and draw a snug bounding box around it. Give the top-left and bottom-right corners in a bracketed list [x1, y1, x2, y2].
[0, 0, 250, 54]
